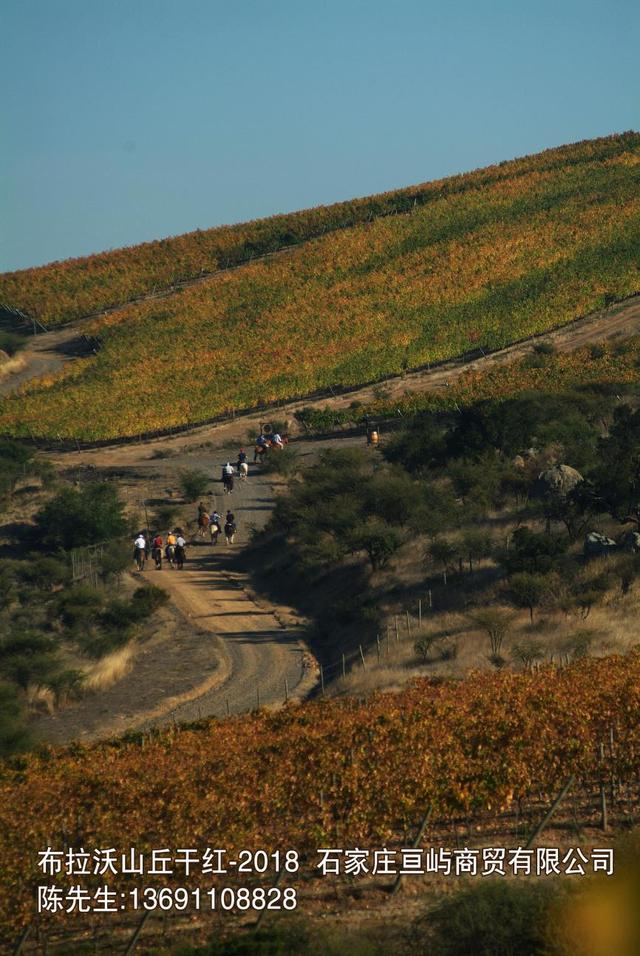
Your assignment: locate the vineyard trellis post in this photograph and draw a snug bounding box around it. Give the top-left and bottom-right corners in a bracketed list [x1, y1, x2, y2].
[524, 775, 575, 849]
[599, 741, 608, 831]
[390, 806, 432, 896]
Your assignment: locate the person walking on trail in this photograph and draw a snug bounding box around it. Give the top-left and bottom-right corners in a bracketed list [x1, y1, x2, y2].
[133, 533, 147, 571]
[210, 511, 222, 545]
[224, 514, 237, 545]
[152, 533, 163, 570]
[175, 533, 187, 570]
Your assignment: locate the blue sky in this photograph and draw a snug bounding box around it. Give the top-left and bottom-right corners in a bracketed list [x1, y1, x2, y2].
[1, 0, 638, 272]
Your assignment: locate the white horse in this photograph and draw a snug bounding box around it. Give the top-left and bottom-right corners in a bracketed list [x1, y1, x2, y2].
[238, 461, 249, 481]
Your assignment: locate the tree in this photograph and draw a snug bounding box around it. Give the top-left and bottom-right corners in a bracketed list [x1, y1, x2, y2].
[508, 573, 549, 622]
[178, 469, 211, 502]
[346, 518, 402, 570]
[35, 483, 128, 551]
[593, 404, 640, 529]
[425, 538, 460, 579]
[461, 529, 494, 573]
[467, 607, 516, 658]
[501, 526, 567, 574]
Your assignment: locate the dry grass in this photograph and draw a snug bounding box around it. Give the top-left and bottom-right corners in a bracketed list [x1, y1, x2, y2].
[83, 644, 136, 693]
[26, 685, 56, 715]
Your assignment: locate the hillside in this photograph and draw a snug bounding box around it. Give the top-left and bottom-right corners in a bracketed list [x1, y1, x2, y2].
[0, 132, 638, 441]
[2, 654, 639, 942]
[1, 132, 637, 328]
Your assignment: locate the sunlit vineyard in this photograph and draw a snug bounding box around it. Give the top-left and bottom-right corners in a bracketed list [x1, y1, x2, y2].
[295, 336, 640, 431]
[1, 654, 638, 937]
[0, 134, 639, 440]
[1, 132, 637, 327]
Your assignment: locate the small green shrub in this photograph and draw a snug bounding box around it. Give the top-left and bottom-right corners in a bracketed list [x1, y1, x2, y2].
[417, 879, 561, 956]
[179, 469, 211, 501]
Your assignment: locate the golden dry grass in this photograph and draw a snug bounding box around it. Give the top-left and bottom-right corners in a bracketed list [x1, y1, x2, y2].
[82, 644, 136, 693]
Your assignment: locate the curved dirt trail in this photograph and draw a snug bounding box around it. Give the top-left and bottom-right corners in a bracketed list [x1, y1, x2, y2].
[32, 447, 317, 745]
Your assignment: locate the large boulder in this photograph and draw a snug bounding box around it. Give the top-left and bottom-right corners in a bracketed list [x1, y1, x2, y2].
[536, 464, 583, 498]
[619, 530, 640, 553]
[584, 531, 618, 558]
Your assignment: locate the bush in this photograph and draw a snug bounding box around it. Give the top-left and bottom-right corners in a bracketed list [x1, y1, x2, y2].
[179, 469, 211, 501]
[0, 681, 31, 757]
[35, 483, 128, 551]
[417, 879, 560, 956]
[0, 331, 27, 356]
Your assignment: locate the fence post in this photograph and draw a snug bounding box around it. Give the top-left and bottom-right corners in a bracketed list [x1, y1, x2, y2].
[418, 599, 422, 628]
[394, 617, 399, 643]
[428, 589, 433, 609]
[342, 653, 346, 678]
[376, 634, 381, 662]
[284, 677, 289, 702]
[359, 645, 366, 670]
[320, 664, 325, 696]
[406, 611, 411, 636]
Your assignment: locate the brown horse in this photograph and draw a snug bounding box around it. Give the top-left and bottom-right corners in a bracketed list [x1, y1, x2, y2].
[197, 512, 210, 537]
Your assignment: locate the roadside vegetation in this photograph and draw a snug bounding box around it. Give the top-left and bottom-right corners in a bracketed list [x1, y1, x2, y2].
[0, 449, 168, 756]
[250, 377, 640, 687]
[0, 134, 639, 440]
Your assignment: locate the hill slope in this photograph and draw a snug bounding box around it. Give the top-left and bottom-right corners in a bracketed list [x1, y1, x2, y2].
[0, 133, 638, 440]
[1, 132, 636, 328]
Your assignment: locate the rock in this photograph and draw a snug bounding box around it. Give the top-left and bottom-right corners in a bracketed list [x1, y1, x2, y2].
[536, 464, 583, 498]
[584, 531, 618, 558]
[513, 455, 526, 470]
[619, 530, 640, 553]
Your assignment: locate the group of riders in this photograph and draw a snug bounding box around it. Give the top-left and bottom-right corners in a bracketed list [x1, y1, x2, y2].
[221, 434, 287, 493]
[133, 508, 238, 572]
[133, 435, 288, 572]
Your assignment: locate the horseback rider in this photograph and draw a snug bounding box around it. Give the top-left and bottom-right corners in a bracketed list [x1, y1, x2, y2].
[210, 510, 222, 545]
[174, 533, 187, 570]
[165, 530, 177, 567]
[133, 532, 147, 571]
[152, 533, 163, 570]
[237, 448, 247, 466]
[222, 462, 234, 494]
[224, 512, 237, 545]
[254, 434, 268, 461]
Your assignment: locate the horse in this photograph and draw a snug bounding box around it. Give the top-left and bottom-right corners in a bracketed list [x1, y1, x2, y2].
[223, 473, 234, 494]
[165, 543, 176, 568]
[238, 461, 249, 481]
[197, 512, 210, 537]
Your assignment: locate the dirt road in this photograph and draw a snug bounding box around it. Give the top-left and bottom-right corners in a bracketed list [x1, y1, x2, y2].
[27, 294, 640, 744]
[32, 446, 317, 745]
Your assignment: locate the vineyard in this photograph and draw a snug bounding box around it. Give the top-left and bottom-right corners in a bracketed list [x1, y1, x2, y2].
[1, 653, 639, 940]
[0, 134, 639, 440]
[294, 335, 640, 432]
[0, 132, 637, 328]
